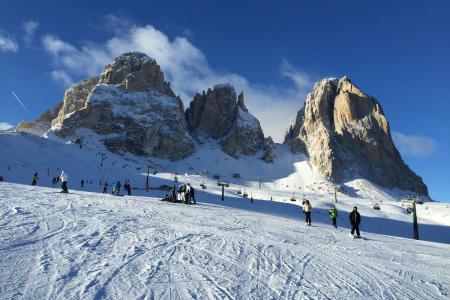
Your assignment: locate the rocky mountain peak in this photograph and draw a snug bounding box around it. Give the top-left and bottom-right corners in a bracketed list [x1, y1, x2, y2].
[237, 92, 248, 112]
[285, 76, 428, 196]
[186, 84, 266, 157]
[99, 52, 175, 96]
[37, 52, 196, 160]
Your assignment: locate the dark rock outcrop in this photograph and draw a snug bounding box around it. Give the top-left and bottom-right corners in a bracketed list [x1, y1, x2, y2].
[186, 84, 266, 157]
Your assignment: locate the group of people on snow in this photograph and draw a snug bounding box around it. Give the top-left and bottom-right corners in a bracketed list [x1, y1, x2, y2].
[162, 183, 196, 205]
[34, 170, 69, 193]
[101, 180, 132, 196]
[23, 169, 365, 237]
[302, 199, 362, 238]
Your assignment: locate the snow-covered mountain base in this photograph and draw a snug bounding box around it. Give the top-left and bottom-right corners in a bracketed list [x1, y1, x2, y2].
[1, 182, 449, 299]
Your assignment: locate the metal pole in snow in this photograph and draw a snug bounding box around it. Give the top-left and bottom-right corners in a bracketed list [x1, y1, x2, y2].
[146, 166, 150, 192]
[413, 201, 419, 240]
[334, 186, 338, 205]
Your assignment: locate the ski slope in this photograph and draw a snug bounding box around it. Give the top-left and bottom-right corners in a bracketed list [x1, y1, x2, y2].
[0, 182, 449, 299]
[0, 131, 449, 244]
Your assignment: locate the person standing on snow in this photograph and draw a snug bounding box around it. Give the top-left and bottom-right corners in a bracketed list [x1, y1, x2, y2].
[189, 184, 196, 204]
[185, 183, 191, 204]
[103, 181, 109, 193]
[111, 182, 116, 195]
[177, 184, 186, 203]
[124, 180, 132, 196]
[31, 172, 39, 186]
[60, 170, 69, 193]
[349, 206, 361, 238]
[0, 175, 4, 182]
[329, 206, 338, 228]
[303, 200, 312, 226]
[171, 185, 177, 202]
[113, 181, 121, 196]
[81, 179, 84, 188]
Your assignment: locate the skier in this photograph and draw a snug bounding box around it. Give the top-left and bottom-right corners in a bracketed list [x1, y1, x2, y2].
[0, 175, 4, 182]
[113, 181, 122, 196]
[60, 170, 69, 193]
[349, 206, 361, 238]
[81, 179, 84, 188]
[185, 183, 191, 204]
[171, 185, 177, 202]
[302, 200, 312, 226]
[177, 184, 186, 203]
[189, 184, 196, 204]
[31, 172, 39, 186]
[329, 206, 338, 228]
[124, 181, 132, 196]
[111, 182, 116, 195]
[52, 177, 57, 186]
[103, 181, 109, 193]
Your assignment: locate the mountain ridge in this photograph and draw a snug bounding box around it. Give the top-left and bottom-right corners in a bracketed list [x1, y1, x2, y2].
[15, 52, 428, 196]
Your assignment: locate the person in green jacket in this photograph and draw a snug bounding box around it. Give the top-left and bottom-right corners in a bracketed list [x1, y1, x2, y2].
[31, 172, 39, 186]
[329, 206, 338, 228]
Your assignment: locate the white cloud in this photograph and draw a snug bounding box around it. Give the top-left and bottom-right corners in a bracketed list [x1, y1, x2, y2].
[41, 20, 312, 141]
[281, 59, 311, 90]
[42, 34, 112, 77]
[51, 70, 73, 86]
[0, 34, 18, 53]
[22, 20, 39, 45]
[392, 131, 437, 157]
[0, 122, 14, 130]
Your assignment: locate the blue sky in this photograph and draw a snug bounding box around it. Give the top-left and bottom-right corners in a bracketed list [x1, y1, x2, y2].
[0, 0, 449, 202]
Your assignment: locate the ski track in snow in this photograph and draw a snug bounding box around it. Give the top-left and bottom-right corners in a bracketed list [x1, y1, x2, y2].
[0, 183, 449, 299]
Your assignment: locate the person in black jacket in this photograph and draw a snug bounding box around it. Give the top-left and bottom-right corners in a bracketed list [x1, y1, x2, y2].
[349, 206, 361, 238]
[189, 184, 196, 204]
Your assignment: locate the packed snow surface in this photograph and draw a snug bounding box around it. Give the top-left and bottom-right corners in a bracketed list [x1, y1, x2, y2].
[1, 183, 449, 299]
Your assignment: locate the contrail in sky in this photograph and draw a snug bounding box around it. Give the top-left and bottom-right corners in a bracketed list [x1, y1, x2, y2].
[11, 91, 31, 115]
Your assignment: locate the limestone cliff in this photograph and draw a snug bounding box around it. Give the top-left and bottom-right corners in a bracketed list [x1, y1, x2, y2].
[285, 76, 428, 195]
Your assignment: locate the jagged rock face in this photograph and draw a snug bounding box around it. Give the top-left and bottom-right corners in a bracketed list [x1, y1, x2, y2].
[99, 52, 174, 96]
[52, 76, 100, 128]
[50, 52, 195, 160]
[260, 137, 276, 163]
[186, 84, 265, 157]
[16, 102, 63, 135]
[285, 76, 428, 196]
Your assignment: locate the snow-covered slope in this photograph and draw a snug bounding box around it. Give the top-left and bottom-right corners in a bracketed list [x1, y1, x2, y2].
[0, 182, 449, 299]
[0, 131, 449, 245]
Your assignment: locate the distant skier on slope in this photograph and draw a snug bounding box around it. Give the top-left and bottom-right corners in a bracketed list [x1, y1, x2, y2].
[103, 181, 109, 193]
[349, 206, 361, 238]
[189, 184, 196, 204]
[31, 172, 39, 186]
[0, 175, 4, 182]
[81, 179, 84, 188]
[185, 183, 191, 204]
[302, 200, 312, 226]
[171, 185, 177, 202]
[112, 181, 121, 196]
[124, 180, 132, 196]
[177, 184, 186, 203]
[52, 177, 57, 186]
[60, 170, 69, 193]
[329, 206, 338, 228]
